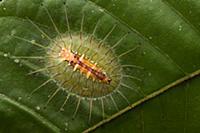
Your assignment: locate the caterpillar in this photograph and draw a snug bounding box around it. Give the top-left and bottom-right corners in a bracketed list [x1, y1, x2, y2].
[3, 0, 144, 131]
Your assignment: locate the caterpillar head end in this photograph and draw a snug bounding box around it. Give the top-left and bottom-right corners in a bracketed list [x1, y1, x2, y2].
[104, 77, 112, 84]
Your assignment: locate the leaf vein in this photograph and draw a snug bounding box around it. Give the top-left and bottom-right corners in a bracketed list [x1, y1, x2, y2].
[86, 0, 187, 75]
[0, 93, 60, 133]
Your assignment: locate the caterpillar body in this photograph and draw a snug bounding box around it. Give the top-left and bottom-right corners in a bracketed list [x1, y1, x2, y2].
[59, 48, 112, 84]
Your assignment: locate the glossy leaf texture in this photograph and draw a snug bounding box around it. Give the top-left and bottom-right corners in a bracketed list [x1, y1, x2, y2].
[0, 0, 200, 133]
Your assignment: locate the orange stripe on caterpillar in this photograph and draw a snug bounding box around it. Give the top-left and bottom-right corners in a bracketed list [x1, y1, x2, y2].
[59, 48, 112, 84]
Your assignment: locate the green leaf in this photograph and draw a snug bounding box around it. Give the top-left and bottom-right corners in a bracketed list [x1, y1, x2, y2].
[0, 0, 200, 133]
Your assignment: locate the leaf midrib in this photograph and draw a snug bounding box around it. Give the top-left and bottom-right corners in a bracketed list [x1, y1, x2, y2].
[84, 68, 200, 133]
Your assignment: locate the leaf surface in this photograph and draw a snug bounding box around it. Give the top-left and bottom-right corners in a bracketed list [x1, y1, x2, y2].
[0, 0, 200, 132]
